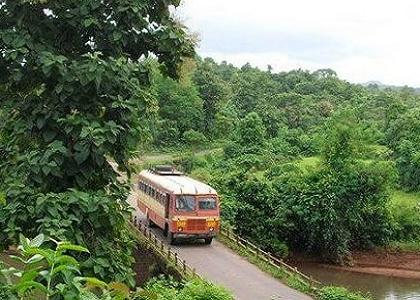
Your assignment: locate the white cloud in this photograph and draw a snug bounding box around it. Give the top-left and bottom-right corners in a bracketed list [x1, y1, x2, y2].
[177, 0, 420, 86]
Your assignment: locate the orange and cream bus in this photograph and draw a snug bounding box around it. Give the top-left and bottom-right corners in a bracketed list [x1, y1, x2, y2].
[136, 166, 220, 244]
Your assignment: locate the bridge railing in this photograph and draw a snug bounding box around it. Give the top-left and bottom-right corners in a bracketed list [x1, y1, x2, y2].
[131, 216, 201, 280]
[219, 227, 321, 288]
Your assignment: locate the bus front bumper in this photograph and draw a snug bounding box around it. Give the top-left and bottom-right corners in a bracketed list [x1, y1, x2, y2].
[173, 231, 217, 239]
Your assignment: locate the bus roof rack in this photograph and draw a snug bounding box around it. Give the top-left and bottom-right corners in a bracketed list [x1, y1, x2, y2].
[151, 165, 183, 176]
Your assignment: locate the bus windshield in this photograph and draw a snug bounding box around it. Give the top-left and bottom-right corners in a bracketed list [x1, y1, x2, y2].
[198, 197, 217, 210]
[175, 195, 196, 211]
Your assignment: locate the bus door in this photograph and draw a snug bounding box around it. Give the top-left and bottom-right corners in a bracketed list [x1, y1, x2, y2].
[165, 194, 170, 218]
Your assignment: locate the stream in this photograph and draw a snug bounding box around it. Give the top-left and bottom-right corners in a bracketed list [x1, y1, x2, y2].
[297, 263, 420, 299]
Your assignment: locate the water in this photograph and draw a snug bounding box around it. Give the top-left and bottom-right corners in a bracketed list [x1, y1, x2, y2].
[297, 263, 420, 300]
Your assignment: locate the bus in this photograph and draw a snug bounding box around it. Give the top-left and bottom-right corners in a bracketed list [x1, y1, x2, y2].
[136, 166, 220, 245]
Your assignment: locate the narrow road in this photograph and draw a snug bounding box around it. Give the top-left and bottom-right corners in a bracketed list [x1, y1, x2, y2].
[128, 192, 312, 300]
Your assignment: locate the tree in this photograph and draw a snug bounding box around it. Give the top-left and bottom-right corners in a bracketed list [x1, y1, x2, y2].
[154, 70, 203, 144]
[0, 0, 193, 284]
[281, 114, 394, 263]
[237, 112, 266, 147]
[321, 111, 361, 170]
[193, 58, 231, 135]
[214, 103, 238, 140]
[386, 109, 420, 190]
[183, 129, 208, 150]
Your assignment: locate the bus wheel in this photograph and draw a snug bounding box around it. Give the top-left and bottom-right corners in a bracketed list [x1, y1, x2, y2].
[168, 232, 176, 245]
[204, 237, 213, 245]
[147, 216, 155, 228]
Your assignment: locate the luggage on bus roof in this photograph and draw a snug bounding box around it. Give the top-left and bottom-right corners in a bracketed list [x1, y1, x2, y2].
[152, 165, 183, 176]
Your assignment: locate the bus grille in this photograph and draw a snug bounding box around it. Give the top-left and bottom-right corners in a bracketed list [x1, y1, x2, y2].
[186, 219, 207, 231]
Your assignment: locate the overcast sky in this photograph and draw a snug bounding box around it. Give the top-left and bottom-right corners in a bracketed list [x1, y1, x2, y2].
[177, 0, 420, 87]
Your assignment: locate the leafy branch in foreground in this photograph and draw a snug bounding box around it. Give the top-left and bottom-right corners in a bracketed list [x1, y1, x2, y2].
[0, 0, 194, 285]
[0, 234, 157, 300]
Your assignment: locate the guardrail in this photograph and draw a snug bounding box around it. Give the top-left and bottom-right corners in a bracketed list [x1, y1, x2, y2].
[131, 216, 201, 280]
[219, 227, 321, 288]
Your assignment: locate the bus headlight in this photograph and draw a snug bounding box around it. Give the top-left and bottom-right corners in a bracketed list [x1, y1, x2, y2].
[207, 219, 217, 229]
[176, 219, 186, 231]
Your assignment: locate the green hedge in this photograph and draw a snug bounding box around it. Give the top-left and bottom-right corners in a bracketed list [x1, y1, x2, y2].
[317, 286, 371, 300]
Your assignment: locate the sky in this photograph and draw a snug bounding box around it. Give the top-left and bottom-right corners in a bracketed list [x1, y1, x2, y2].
[176, 0, 420, 87]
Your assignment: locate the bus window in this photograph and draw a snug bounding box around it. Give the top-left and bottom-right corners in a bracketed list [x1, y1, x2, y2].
[198, 198, 217, 210]
[175, 195, 195, 211]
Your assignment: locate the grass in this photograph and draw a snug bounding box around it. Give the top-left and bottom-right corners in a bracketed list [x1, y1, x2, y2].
[297, 156, 321, 172]
[387, 190, 420, 251]
[390, 190, 420, 206]
[387, 240, 420, 252]
[130, 146, 223, 173]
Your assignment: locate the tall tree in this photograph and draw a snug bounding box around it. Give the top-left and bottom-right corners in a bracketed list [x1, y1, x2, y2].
[0, 0, 193, 284]
[193, 58, 230, 135]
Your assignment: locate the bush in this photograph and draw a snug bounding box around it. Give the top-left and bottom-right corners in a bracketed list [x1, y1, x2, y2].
[389, 191, 420, 241]
[190, 168, 212, 183]
[318, 286, 371, 300]
[0, 187, 135, 285]
[183, 129, 208, 148]
[146, 278, 233, 300]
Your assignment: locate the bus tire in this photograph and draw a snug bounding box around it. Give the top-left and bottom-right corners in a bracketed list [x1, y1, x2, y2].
[204, 237, 213, 245]
[148, 218, 155, 228]
[146, 215, 154, 228]
[163, 224, 169, 237]
[168, 232, 176, 245]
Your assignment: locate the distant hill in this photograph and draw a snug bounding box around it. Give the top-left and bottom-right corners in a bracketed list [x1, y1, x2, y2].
[362, 81, 420, 94]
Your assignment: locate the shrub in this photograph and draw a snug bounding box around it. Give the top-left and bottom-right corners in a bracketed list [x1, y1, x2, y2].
[183, 129, 208, 148]
[318, 286, 371, 300]
[389, 191, 420, 241]
[146, 278, 233, 300]
[0, 187, 135, 285]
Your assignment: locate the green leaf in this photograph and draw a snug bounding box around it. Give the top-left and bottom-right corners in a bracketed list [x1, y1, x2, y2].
[57, 242, 90, 253]
[27, 254, 45, 264]
[74, 276, 108, 289]
[19, 234, 30, 250]
[75, 149, 90, 165]
[15, 280, 48, 295]
[30, 233, 45, 247]
[51, 264, 80, 276]
[42, 130, 57, 142]
[55, 255, 79, 267]
[24, 248, 55, 265]
[20, 270, 39, 282]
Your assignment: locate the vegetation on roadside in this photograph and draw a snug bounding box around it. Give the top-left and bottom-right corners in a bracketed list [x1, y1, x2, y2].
[217, 234, 314, 295]
[317, 287, 372, 300]
[217, 235, 372, 300]
[1, 0, 419, 299]
[0, 0, 193, 288]
[0, 235, 233, 300]
[147, 59, 420, 265]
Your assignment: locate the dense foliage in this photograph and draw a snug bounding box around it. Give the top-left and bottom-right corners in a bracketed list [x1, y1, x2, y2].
[153, 58, 420, 262]
[0, 0, 193, 285]
[317, 286, 371, 300]
[0, 235, 232, 300]
[1, 2, 419, 296]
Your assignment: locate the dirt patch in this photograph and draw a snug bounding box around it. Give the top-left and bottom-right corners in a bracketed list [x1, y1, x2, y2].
[351, 250, 420, 272]
[289, 250, 420, 279]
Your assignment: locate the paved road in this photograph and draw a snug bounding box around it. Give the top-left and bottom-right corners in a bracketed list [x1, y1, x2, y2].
[128, 192, 312, 300]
